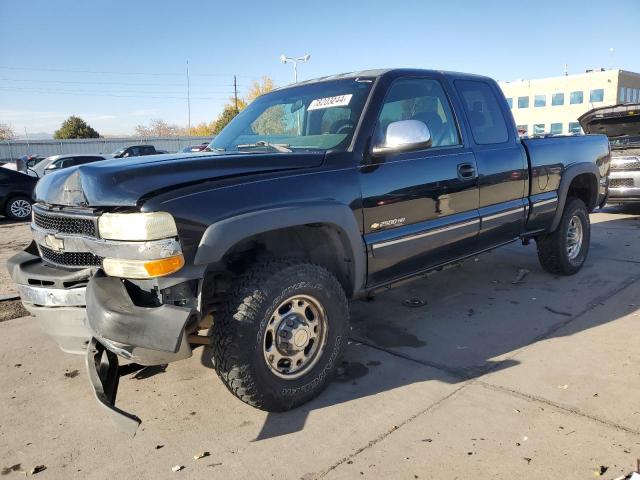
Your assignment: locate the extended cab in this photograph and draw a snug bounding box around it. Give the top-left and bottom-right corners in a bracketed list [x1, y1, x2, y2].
[8, 69, 610, 433]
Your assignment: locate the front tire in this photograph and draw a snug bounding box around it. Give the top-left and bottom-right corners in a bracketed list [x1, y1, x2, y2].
[211, 259, 349, 411]
[536, 197, 590, 275]
[5, 196, 32, 220]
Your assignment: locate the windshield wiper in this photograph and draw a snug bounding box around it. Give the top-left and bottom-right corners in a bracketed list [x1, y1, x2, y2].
[236, 141, 292, 153]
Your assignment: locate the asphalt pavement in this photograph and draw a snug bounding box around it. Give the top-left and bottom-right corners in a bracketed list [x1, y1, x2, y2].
[1, 206, 640, 479]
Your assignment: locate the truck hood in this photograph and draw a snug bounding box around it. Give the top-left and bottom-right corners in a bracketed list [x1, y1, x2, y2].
[35, 151, 325, 207]
[579, 103, 640, 139]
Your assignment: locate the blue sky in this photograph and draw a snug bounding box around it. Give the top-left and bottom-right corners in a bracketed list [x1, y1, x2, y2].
[1, 0, 638, 137]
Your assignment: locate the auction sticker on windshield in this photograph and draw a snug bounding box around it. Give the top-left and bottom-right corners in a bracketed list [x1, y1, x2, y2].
[308, 94, 353, 111]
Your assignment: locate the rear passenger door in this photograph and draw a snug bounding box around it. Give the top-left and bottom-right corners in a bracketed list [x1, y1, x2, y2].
[454, 80, 528, 248]
[360, 76, 480, 286]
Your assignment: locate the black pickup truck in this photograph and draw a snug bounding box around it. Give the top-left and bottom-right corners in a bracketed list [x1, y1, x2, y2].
[8, 69, 610, 433]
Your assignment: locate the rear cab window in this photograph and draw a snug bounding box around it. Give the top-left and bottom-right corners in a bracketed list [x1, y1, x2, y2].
[455, 80, 510, 145]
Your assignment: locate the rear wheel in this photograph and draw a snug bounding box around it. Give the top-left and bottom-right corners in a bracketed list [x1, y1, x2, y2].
[5, 196, 32, 220]
[211, 258, 349, 411]
[536, 197, 590, 275]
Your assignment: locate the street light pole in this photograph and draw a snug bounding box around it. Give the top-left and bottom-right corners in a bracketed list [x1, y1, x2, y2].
[279, 53, 310, 83]
[279, 54, 310, 134]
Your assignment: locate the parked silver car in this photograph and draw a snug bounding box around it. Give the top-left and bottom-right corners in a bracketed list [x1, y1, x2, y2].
[31, 154, 109, 178]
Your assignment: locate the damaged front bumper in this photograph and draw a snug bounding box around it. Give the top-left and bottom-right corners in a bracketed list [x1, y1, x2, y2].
[9, 250, 203, 434]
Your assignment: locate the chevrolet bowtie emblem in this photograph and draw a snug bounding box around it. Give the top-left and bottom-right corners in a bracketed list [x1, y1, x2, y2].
[44, 234, 65, 252]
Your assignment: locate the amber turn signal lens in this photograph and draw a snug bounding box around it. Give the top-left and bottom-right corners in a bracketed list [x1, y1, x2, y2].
[143, 255, 185, 277]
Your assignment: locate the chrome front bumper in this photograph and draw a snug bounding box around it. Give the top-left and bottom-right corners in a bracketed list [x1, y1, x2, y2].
[16, 283, 91, 354]
[608, 170, 640, 202]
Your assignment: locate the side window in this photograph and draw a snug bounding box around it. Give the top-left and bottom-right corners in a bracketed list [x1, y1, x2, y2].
[130, 147, 140, 156]
[455, 80, 509, 145]
[376, 77, 460, 148]
[142, 147, 155, 155]
[74, 156, 98, 166]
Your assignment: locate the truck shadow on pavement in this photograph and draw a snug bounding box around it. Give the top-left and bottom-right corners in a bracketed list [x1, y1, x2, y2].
[196, 211, 640, 441]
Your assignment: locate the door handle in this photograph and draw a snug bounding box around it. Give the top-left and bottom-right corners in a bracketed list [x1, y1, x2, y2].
[457, 163, 476, 180]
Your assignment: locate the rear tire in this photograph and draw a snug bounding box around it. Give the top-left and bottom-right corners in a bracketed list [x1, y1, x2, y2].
[536, 197, 590, 275]
[5, 195, 32, 220]
[211, 258, 349, 411]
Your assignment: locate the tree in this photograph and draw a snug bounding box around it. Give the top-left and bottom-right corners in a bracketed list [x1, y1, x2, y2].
[211, 76, 279, 135]
[135, 119, 183, 137]
[53, 116, 100, 139]
[0, 123, 15, 140]
[213, 106, 240, 134]
[189, 120, 217, 137]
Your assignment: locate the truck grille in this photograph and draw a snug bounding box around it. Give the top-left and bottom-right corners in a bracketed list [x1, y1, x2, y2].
[611, 157, 640, 171]
[39, 245, 103, 268]
[610, 178, 635, 188]
[33, 208, 97, 237]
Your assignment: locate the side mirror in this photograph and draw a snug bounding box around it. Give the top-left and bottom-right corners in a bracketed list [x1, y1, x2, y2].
[371, 120, 432, 157]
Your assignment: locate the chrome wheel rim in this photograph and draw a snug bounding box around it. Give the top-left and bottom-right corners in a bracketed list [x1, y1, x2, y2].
[263, 294, 328, 380]
[10, 199, 31, 219]
[566, 215, 583, 260]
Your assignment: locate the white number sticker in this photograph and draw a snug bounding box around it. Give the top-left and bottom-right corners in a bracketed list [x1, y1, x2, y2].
[308, 94, 353, 111]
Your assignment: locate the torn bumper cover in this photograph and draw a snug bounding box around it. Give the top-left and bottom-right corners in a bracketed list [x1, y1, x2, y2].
[86, 338, 141, 436]
[85, 275, 194, 365]
[83, 275, 195, 434]
[10, 250, 198, 433]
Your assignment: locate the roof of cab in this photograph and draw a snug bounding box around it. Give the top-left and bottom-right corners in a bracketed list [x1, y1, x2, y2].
[274, 68, 494, 90]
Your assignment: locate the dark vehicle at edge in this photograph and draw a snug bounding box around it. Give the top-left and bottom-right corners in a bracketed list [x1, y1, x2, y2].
[112, 144, 161, 158]
[8, 68, 610, 433]
[0, 168, 38, 219]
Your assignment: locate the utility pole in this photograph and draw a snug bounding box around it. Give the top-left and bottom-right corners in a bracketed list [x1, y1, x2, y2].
[233, 75, 239, 112]
[186, 60, 191, 136]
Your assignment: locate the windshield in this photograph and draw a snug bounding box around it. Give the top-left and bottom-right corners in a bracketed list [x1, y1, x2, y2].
[210, 78, 374, 153]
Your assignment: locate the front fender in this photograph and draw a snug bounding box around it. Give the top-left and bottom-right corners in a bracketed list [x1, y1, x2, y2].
[193, 201, 366, 294]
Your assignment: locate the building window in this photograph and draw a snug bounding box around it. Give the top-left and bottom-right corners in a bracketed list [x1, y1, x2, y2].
[516, 124, 528, 135]
[634, 89, 640, 103]
[589, 89, 604, 102]
[534, 95, 546, 107]
[550, 123, 563, 135]
[627, 88, 633, 103]
[568, 122, 581, 134]
[570, 91, 583, 104]
[518, 96, 529, 108]
[620, 87, 626, 102]
[506, 97, 513, 108]
[552, 93, 564, 106]
[533, 124, 545, 135]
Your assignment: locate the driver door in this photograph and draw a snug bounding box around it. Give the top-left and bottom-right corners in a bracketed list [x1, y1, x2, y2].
[359, 76, 480, 286]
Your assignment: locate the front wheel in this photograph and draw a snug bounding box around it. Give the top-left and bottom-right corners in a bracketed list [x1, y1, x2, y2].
[5, 196, 32, 220]
[211, 259, 349, 411]
[536, 197, 590, 275]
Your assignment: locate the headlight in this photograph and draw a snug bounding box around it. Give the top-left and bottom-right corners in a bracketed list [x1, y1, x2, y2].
[103, 254, 185, 279]
[98, 212, 178, 241]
